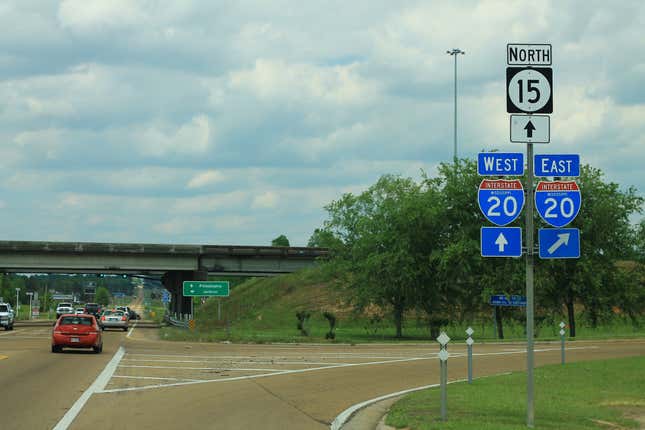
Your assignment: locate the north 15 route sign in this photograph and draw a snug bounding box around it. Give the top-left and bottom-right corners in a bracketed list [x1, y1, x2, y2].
[535, 181, 581, 227]
[506, 67, 553, 114]
[478, 179, 525, 226]
[183, 281, 230, 297]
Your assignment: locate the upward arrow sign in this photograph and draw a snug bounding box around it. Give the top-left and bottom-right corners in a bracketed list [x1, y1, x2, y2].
[524, 120, 536, 138]
[495, 233, 508, 252]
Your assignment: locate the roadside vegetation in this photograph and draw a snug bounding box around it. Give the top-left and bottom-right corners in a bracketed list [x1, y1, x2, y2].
[162, 159, 644, 343]
[385, 356, 645, 429]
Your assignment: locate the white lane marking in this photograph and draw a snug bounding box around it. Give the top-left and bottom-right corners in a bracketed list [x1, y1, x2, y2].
[99, 356, 431, 394]
[330, 373, 513, 430]
[52, 346, 125, 430]
[1, 336, 50, 339]
[121, 358, 350, 366]
[113, 375, 202, 382]
[124, 352, 431, 360]
[99, 344, 604, 395]
[118, 364, 294, 372]
[126, 321, 138, 338]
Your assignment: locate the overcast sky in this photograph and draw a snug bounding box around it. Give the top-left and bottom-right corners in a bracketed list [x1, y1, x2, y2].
[1, 1, 643, 246]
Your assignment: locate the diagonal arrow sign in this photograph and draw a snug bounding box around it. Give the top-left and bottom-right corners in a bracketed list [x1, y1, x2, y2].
[524, 120, 536, 138]
[495, 233, 508, 252]
[547, 233, 570, 254]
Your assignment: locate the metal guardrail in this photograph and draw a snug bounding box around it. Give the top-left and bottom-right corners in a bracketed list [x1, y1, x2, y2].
[164, 313, 191, 329]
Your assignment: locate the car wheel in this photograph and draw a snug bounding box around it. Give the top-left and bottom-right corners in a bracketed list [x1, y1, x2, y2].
[51, 345, 61, 353]
[93, 344, 102, 354]
[123, 327, 128, 332]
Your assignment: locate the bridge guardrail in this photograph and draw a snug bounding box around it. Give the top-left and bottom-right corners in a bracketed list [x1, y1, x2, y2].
[164, 313, 191, 329]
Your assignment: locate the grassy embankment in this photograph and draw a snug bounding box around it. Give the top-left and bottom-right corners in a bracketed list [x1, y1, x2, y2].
[159, 266, 645, 343]
[386, 356, 645, 430]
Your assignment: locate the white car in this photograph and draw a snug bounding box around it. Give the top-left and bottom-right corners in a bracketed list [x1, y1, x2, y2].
[75, 308, 85, 315]
[0, 303, 15, 331]
[56, 303, 74, 319]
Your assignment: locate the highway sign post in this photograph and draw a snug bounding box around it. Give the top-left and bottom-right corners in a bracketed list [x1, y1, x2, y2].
[478, 179, 525, 226]
[559, 322, 566, 365]
[535, 181, 581, 227]
[481, 227, 522, 257]
[538, 228, 580, 259]
[437, 332, 450, 421]
[182, 281, 230, 297]
[510, 115, 550, 143]
[466, 327, 474, 384]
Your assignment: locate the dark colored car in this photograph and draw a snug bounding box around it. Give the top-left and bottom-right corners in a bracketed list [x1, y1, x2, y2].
[52, 314, 103, 353]
[84, 303, 102, 318]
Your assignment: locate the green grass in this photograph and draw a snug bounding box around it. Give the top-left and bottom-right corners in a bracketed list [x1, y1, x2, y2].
[158, 266, 645, 344]
[386, 356, 645, 429]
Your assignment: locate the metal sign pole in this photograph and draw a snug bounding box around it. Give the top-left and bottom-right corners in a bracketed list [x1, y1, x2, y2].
[437, 331, 450, 421]
[466, 327, 474, 384]
[526, 141, 535, 428]
[560, 321, 566, 365]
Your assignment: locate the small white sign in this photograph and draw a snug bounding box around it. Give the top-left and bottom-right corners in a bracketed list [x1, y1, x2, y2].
[466, 327, 474, 336]
[559, 329, 565, 336]
[437, 332, 451, 346]
[466, 337, 474, 346]
[507, 44, 552, 66]
[438, 349, 449, 362]
[510, 115, 550, 143]
[559, 321, 566, 329]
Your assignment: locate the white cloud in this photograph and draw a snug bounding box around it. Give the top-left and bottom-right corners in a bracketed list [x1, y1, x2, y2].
[187, 170, 225, 189]
[57, 0, 148, 33]
[251, 191, 279, 209]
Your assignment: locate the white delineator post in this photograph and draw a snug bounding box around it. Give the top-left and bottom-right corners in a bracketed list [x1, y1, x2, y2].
[466, 327, 474, 384]
[559, 321, 566, 365]
[437, 331, 450, 421]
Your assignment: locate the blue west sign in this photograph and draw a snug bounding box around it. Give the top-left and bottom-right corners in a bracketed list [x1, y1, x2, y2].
[535, 181, 581, 227]
[490, 294, 527, 307]
[534, 154, 580, 177]
[478, 179, 525, 226]
[477, 152, 524, 176]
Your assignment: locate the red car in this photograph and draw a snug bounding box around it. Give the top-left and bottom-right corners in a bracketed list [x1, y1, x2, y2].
[52, 314, 103, 353]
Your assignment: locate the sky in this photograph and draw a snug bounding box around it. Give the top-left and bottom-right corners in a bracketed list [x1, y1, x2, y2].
[1, 0, 643, 246]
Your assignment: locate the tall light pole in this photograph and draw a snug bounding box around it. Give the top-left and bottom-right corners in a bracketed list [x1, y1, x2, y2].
[446, 48, 465, 163]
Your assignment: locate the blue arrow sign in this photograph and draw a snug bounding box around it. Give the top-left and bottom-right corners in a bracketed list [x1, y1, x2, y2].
[481, 227, 522, 257]
[478, 152, 524, 176]
[478, 179, 525, 226]
[539, 228, 580, 259]
[534, 154, 580, 177]
[535, 181, 581, 227]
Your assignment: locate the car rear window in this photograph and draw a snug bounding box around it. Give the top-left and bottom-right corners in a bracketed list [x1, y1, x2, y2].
[0, 305, 8, 312]
[60, 316, 93, 326]
[102, 310, 113, 316]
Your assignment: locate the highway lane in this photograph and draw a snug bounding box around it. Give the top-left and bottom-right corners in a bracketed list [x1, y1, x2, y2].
[2, 326, 644, 430]
[0, 326, 125, 430]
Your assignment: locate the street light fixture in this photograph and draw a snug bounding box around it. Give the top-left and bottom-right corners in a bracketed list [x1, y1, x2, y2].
[446, 48, 466, 163]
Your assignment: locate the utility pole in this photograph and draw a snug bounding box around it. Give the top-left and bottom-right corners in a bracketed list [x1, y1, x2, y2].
[446, 48, 465, 163]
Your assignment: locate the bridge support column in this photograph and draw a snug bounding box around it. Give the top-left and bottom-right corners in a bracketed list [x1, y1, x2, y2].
[162, 270, 208, 317]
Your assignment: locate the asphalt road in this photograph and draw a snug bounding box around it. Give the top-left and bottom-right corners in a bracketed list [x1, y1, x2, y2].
[1, 326, 644, 430]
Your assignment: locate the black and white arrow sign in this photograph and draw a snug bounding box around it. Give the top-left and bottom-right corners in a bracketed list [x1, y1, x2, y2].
[510, 114, 550, 143]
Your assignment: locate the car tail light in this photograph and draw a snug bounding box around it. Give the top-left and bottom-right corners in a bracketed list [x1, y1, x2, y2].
[101, 316, 106, 321]
[88, 331, 98, 335]
[54, 330, 63, 335]
[121, 316, 127, 321]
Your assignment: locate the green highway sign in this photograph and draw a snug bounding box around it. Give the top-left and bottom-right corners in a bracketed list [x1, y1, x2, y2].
[182, 281, 230, 297]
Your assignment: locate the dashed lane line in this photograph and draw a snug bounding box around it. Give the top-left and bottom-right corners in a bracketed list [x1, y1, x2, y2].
[119, 364, 295, 372]
[126, 321, 137, 338]
[113, 375, 203, 382]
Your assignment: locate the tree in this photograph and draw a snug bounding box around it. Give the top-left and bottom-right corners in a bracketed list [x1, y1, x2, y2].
[95, 287, 110, 307]
[322, 175, 443, 337]
[536, 165, 643, 336]
[307, 228, 342, 248]
[271, 235, 290, 247]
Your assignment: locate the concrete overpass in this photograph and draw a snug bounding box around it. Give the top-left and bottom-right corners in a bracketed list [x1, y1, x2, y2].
[0, 240, 328, 315]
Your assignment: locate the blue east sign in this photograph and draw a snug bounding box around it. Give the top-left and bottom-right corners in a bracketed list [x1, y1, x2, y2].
[535, 181, 581, 227]
[534, 154, 580, 177]
[478, 179, 525, 226]
[478, 152, 524, 176]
